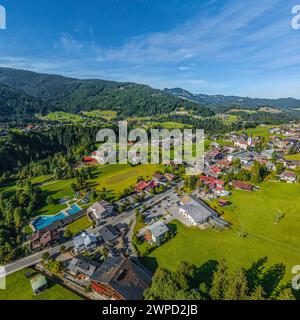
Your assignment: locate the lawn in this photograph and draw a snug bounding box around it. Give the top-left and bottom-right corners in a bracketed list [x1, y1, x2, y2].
[0, 268, 81, 300]
[285, 153, 300, 161]
[88, 163, 164, 197]
[142, 182, 300, 286]
[65, 215, 92, 235]
[238, 126, 273, 139]
[37, 179, 75, 216]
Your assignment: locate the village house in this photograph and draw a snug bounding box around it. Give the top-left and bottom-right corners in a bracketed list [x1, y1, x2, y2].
[135, 180, 157, 193]
[97, 225, 120, 244]
[64, 255, 101, 285]
[73, 231, 98, 254]
[91, 257, 152, 300]
[31, 229, 62, 250]
[284, 159, 300, 170]
[232, 180, 254, 191]
[87, 201, 114, 225]
[280, 171, 297, 183]
[145, 220, 169, 245]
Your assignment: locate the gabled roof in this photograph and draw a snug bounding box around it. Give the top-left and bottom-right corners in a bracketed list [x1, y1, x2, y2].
[91, 257, 152, 300]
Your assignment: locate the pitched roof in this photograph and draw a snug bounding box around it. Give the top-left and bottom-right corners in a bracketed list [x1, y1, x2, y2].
[91, 257, 152, 300]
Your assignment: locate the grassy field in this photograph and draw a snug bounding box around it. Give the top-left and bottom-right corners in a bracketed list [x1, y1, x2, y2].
[238, 126, 274, 139]
[39, 112, 84, 123]
[285, 153, 300, 160]
[88, 163, 164, 196]
[35, 163, 163, 216]
[0, 268, 81, 300]
[65, 215, 92, 235]
[0, 175, 53, 195]
[82, 110, 117, 120]
[146, 122, 192, 129]
[143, 182, 300, 286]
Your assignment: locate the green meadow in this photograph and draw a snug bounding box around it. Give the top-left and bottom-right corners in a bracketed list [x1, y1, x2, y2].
[0, 268, 81, 300]
[143, 182, 300, 286]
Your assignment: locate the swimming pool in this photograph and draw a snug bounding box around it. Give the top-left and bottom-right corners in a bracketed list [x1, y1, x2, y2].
[66, 203, 82, 215]
[33, 212, 68, 231]
[32, 204, 82, 231]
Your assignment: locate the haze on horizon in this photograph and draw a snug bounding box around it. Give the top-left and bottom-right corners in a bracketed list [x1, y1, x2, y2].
[0, 0, 300, 99]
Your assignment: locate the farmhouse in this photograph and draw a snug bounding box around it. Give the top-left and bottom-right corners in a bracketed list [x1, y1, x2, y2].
[232, 180, 254, 191]
[91, 257, 152, 300]
[145, 220, 169, 245]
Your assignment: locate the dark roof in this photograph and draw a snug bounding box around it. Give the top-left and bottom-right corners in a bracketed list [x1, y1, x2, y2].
[91, 257, 152, 300]
[98, 225, 119, 243]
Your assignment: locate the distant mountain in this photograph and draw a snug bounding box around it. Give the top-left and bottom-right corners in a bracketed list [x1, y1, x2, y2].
[163, 88, 300, 110]
[0, 68, 213, 118]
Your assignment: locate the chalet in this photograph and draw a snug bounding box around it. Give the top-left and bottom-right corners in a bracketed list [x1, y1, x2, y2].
[145, 221, 169, 245]
[31, 229, 62, 250]
[280, 171, 297, 183]
[153, 173, 168, 184]
[91, 257, 152, 300]
[73, 231, 98, 254]
[135, 181, 149, 193]
[232, 180, 254, 191]
[179, 195, 216, 226]
[135, 180, 157, 193]
[88, 201, 114, 224]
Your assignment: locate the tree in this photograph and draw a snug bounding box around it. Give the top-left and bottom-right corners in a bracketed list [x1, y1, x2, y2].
[276, 288, 296, 300]
[42, 252, 50, 261]
[209, 259, 228, 300]
[249, 285, 266, 300]
[251, 161, 263, 183]
[223, 268, 248, 300]
[64, 228, 73, 239]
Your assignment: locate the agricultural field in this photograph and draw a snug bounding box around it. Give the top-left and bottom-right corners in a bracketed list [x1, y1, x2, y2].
[238, 125, 274, 139]
[142, 182, 300, 287]
[88, 163, 164, 197]
[0, 268, 81, 300]
[38, 112, 84, 123]
[285, 153, 300, 161]
[146, 122, 192, 129]
[82, 110, 117, 120]
[259, 107, 282, 113]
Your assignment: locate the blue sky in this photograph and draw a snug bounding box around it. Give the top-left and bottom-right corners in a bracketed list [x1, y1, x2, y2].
[0, 0, 300, 98]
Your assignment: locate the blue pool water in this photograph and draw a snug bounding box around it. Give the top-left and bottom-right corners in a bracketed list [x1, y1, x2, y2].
[33, 204, 82, 230]
[66, 204, 82, 215]
[33, 212, 67, 231]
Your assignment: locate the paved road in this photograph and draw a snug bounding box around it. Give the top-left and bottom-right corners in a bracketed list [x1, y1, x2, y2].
[2, 183, 182, 276]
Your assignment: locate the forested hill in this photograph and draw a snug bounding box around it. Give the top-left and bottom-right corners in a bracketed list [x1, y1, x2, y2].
[0, 68, 213, 117]
[163, 88, 300, 110]
[0, 84, 47, 118]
